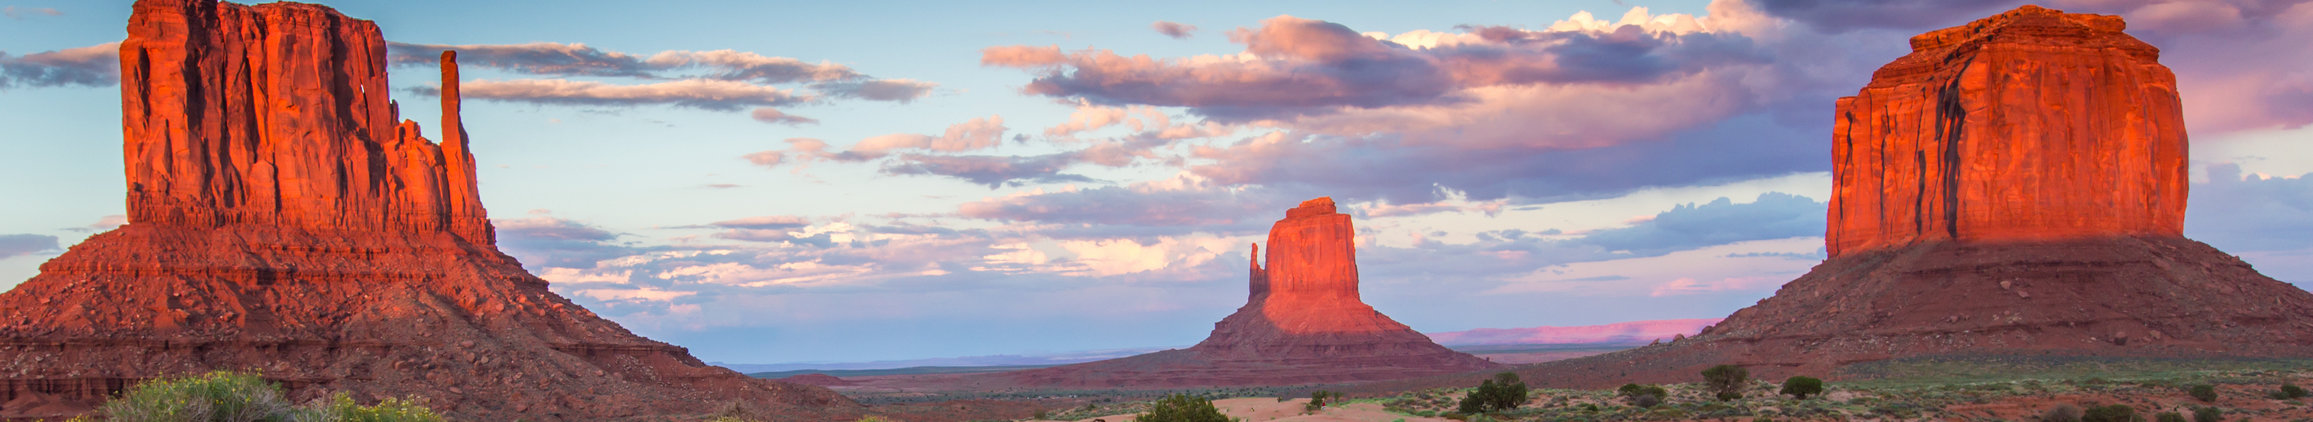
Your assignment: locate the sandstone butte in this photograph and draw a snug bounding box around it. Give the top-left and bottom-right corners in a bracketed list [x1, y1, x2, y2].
[0, 1, 876, 420]
[1360, 6, 2313, 392]
[999, 198, 1498, 388]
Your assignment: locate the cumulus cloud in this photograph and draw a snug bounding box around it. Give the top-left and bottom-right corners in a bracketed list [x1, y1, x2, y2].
[2187, 164, 2313, 252]
[816, 79, 938, 102]
[0, 42, 119, 90]
[0, 234, 59, 259]
[957, 183, 1287, 237]
[1750, 0, 2017, 32]
[1152, 21, 1199, 39]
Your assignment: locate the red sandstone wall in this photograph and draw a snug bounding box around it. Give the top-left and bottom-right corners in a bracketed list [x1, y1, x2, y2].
[119, 0, 491, 243]
[1826, 5, 2187, 257]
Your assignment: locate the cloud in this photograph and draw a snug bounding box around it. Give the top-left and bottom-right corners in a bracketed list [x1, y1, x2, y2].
[816, 79, 937, 102]
[387, 42, 933, 121]
[1750, 0, 2017, 33]
[708, 215, 813, 230]
[957, 183, 1283, 233]
[494, 212, 636, 269]
[387, 42, 863, 83]
[880, 153, 1096, 188]
[1574, 192, 1825, 256]
[2187, 164, 2313, 253]
[2, 6, 61, 20]
[0, 42, 119, 90]
[62, 215, 127, 233]
[982, 14, 1767, 121]
[0, 234, 59, 259]
[749, 108, 818, 125]
[417, 78, 805, 111]
[1152, 21, 1199, 39]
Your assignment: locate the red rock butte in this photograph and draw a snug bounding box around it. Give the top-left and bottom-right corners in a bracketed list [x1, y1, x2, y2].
[1421, 6, 2313, 391]
[999, 197, 1497, 388]
[0, 1, 859, 420]
[1827, 4, 2187, 257]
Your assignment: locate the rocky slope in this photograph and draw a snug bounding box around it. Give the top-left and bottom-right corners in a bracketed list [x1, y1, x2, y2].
[1000, 198, 1497, 388]
[0, 1, 860, 420]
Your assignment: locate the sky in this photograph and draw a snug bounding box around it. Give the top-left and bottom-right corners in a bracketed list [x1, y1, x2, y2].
[2, 0, 2310, 365]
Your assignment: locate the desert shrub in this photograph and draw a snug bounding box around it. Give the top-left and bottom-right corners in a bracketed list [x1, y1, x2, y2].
[2276, 383, 2309, 399]
[2082, 404, 2135, 422]
[297, 393, 445, 422]
[2155, 412, 2186, 422]
[1780, 376, 1824, 399]
[100, 370, 293, 422]
[1305, 390, 1338, 413]
[91, 371, 446, 422]
[1702, 364, 1750, 401]
[1455, 372, 1529, 414]
[2192, 406, 2222, 422]
[1617, 384, 1668, 408]
[1140, 394, 1229, 422]
[2041, 403, 2083, 422]
[2188, 384, 2218, 402]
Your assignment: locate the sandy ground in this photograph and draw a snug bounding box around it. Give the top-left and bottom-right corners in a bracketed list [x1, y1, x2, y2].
[1045, 397, 1448, 422]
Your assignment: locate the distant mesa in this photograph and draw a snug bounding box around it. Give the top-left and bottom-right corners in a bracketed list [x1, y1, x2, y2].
[998, 197, 1498, 388]
[0, 1, 860, 420]
[1482, 5, 2313, 389]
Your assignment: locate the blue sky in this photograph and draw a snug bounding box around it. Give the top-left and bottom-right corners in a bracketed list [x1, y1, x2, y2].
[2, 0, 2310, 364]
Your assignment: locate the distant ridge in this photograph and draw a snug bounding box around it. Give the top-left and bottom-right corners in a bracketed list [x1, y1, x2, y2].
[1426, 318, 1722, 347]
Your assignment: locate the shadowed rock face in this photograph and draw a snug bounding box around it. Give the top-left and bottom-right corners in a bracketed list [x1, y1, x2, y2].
[1001, 197, 1496, 388]
[1827, 5, 2188, 257]
[1438, 6, 2313, 391]
[0, 1, 860, 420]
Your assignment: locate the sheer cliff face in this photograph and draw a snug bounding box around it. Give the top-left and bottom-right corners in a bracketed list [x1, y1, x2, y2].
[1826, 5, 2187, 257]
[1256, 197, 1362, 307]
[119, 0, 490, 244]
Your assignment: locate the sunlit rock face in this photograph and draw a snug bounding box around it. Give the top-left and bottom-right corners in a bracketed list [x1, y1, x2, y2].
[1826, 5, 2188, 257]
[1466, 6, 2313, 391]
[1003, 197, 1497, 388]
[0, 1, 861, 420]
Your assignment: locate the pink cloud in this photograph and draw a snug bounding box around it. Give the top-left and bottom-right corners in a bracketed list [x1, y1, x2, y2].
[749, 108, 818, 125]
[1152, 21, 1199, 39]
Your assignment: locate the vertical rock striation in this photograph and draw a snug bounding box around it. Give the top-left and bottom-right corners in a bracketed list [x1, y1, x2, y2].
[1826, 5, 2187, 257]
[1001, 197, 1495, 388]
[119, 0, 492, 243]
[0, 1, 862, 420]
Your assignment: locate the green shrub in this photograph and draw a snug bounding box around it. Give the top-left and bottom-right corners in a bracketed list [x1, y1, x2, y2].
[1455, 372, 1529, 414]
[2279, 384, 2309, 399]
[2042, 403, 2083, 422]
[2156, 412, 2186, 422]
[2189, 384, 2218, 402]
[1780, 376, 1824, 399]
[94, 371, 444, 422]
[1617, 383, 1668, 408]
[301, 393, 445, 422]
[1140, 394, 1229, 422]
[2082, 404, 2135, 422]
[100, 371, 292, 422]
[2192, 406, 2222, 422]
[1702, 365, 1749, 401]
